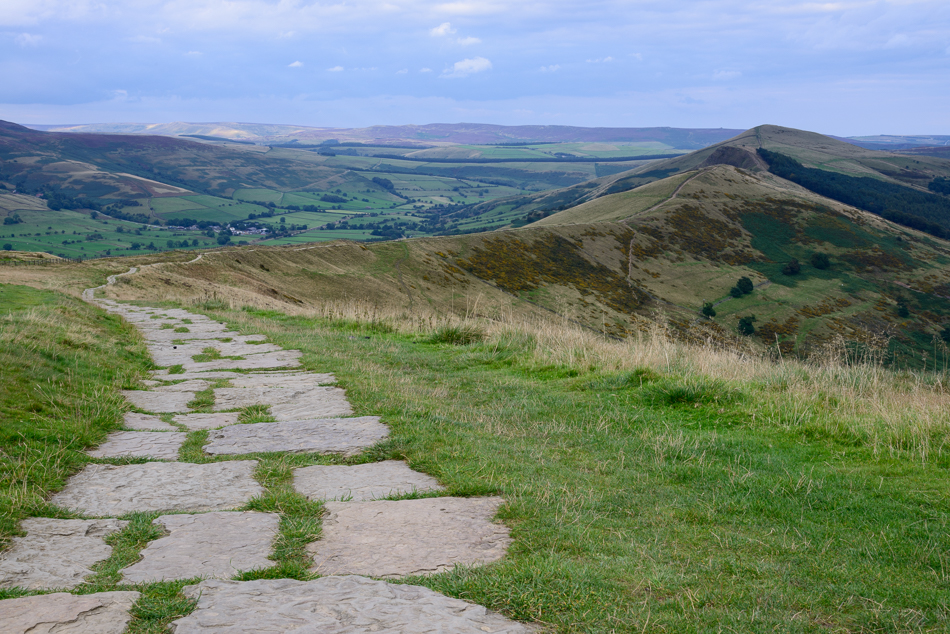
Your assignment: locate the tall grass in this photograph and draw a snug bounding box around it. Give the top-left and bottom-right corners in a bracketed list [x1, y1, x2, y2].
[242, 298, 950, 463]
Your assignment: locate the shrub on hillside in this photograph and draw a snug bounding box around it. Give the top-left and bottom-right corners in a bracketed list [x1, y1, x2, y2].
[738, 315, 756, 336]
[701, 302, 716, 318]
[782, 259, 801, 275]
[811, 252, 831, 269]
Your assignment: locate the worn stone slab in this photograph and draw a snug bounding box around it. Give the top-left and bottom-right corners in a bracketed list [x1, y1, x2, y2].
[173, 412, 239, 431]
[152, 380, 211, 393]
[204, 417, 388, 457]
[151, 341, 283, 367]
[227, 371, 336, 388]
[182, 350, 301, 372]
[122, 390, 194, 413]
[0, 591, 140, 634]
[51, 461, 262, 516]
[309, 497, 511, 578]
[0, 519, 128, 590]
[121, 512, 278, 583]
[293, 461, 444, 502]
[123, 412, 178, 432]
[151, 370, 238, 381]
[213, 385, 351, 420]
[86, 431, 186, 460]
[169, 576, 535, 633]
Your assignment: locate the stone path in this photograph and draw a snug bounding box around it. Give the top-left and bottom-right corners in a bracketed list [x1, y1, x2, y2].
[0, 290, 528, 632]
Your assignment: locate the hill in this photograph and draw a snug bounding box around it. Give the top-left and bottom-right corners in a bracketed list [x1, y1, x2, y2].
[30, 122, 744, 148]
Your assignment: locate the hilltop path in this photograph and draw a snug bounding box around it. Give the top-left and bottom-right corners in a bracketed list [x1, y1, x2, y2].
[0, 279, 533, 632]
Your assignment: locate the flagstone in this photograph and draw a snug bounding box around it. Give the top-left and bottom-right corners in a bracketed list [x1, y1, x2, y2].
[0, 519, 127, 590]
[173, 412, 239, 431]
[168, 576, 535, 633]
[293, 461, 444, 502]
[121, 512, 278, 583]
[122, 390, 194, 413]
[309, 497, 510, 578]
[0, 591, 140, 634]
[212, 385, 351, 420]
[86, 431, 186, 460]
[204, 417, 387, 457]
[123, 412, 179, 432]
[50, 461, 262, 516]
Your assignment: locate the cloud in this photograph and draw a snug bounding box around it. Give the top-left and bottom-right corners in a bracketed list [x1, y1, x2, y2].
[586, 56, 614, 63]
[442, 56, 492, 78]
[185, 50, 202, 56]
[396, 68, 408, 74]
[457, 36, 481, 45]
[278, 31, 295, 39]
[712, 70, 742, 80]
[327, 65, 344, 72]
[288, 60, 304, 68]
[420, 67, 432, 73]
[15, 32, 41, 47]
[430, 22, 456, 37]
[540, 64, 560, 72]
[128, 35, 161, 44]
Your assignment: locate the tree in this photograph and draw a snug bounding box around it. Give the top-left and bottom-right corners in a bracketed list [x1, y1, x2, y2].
[2, 243, 12, 251]
[782, 259, 801, 275]
[730, 286, 743, 298]
[896, 296, 910, 318]
[701, 301, 716, 318]
[736, 276, 754, 294]
[941, 325, 950, 344]
[810, 252, 830, 269]
[738, 315, 756, 336]
[216, 232, 231, 245]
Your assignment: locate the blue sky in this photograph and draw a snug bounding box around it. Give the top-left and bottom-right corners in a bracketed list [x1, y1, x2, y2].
[1, 0, 948, 134]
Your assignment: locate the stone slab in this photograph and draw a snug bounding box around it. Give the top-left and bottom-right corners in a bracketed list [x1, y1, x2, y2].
[204, 417, 388, 457]
[0, 591, 140, 634]
[309, 497, 511, 578]
[169, 576, 535, 633]
[152, 380, 211, 393]
[121, 512, 278, 583]
[123, 412, 178, 432]
[151, 341, 283, 367]
[293, 461, 444, 502]
[227, 372, 336, 388]
[122, 390, 194, 413]
[213, 385, 351, 420]
[0, 519, 128, 590]
[181, 350, 301, 372]
[151, 371, 238, 381]
[173, 412, 239, 431]
[51, 461, 262, 516]
[86, 431, 186, 460]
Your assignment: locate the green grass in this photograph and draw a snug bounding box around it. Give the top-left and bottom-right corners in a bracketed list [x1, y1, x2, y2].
[0, 285, 153, 546]
[180, 305, 950, 632]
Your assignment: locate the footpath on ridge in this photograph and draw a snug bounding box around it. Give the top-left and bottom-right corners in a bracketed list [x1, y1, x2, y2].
[0, 281, 534, 632]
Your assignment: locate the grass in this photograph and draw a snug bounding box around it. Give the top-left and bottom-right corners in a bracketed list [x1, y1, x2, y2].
[3, 283, 950, 631]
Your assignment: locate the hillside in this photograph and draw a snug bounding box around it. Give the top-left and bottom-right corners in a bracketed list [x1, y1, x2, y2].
[30, 122, 744, 148]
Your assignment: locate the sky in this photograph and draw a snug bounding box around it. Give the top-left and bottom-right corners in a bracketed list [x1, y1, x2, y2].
[1, 0, 949, 135]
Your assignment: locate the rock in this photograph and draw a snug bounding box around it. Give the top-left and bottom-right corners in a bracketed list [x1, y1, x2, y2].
[151, 371, 238, 381]
[51, 461, 262, 516]
[212, 385, 351, 420]
[173, 412, 239, 431]
[293, 461, 444, 502]
[0, 519, 127, 590]
[204, 417, 388, 457]
[168, 576, 535, 633]
[86, 431, 186, 460]
[152, 380, 211, 393]
[182, 350, 302, 372]
[228, 372, 336, 388]
[309, 497, 511, 578]
[121, 512, 278, 583]
[122, 390, 194, 413]
[0, 591, 140, 634]
[123, 412, 178, 432]
[151, 341, 283, 367]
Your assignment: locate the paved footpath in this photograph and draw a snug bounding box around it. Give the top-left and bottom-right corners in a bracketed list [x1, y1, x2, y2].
[0, 291, 534, 632]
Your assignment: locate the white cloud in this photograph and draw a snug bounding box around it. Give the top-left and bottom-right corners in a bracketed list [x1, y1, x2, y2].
[128, 35, 161, 44]
[278, 31, 295, 39]
[288, 60, 304, 68]
[14, 32, 41, 47]
[442, 56, 492, 78]
[430, 22, 456, 37]
[327, 65, 344, 72]
[457, 36, 481, 45]
[712, 70, 742, 80]
[586, 56, 614, 63]
[540, 64, 560, 72]
[396, 68, 408, 74]
[185, 50, 202, 56]
[420, 67, 432, 73]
